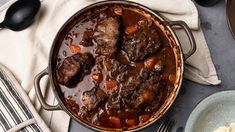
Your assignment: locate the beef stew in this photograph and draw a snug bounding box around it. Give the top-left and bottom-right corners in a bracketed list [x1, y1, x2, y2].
[55, 5, 177, 130]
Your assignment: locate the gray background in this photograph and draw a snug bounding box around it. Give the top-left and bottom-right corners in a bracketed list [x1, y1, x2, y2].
[0, 0, 234, 131]
[69, 0, 235, 131]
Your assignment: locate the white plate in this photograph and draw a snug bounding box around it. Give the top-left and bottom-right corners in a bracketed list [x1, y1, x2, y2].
[185, 90, 235, 132]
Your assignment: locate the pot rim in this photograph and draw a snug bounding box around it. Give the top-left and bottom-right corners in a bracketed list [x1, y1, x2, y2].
[48, 0, 184, 131]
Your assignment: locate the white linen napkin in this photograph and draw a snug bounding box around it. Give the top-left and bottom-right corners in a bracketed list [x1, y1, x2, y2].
[0, 0, 221, 131]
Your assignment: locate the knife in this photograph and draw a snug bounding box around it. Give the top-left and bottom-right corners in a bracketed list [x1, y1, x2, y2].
[226, 0, 235, 39]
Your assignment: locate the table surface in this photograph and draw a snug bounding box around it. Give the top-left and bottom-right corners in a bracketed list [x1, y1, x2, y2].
[69, 1, 235, 132]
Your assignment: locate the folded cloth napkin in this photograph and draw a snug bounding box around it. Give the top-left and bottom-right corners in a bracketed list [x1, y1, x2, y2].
[0, 0, 221, 131]
[0, 64, 50, 132]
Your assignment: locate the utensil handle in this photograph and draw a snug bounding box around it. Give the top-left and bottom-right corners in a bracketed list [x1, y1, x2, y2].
[0, 22, 4, 28]
[34, 68, 61, 110]
[169, 21, 196, 60]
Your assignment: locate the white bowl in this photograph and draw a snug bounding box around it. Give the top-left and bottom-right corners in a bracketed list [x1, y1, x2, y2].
[185, 90, 235, 132]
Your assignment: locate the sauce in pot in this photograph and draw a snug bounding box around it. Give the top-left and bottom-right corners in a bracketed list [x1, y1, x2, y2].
[55, 5, 176, 130]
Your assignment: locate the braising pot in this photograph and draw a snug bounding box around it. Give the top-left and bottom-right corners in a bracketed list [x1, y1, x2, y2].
[34, 1, 196, 131]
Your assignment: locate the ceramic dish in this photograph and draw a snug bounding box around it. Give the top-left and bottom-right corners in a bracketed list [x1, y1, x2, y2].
[185, 90, 235, 132]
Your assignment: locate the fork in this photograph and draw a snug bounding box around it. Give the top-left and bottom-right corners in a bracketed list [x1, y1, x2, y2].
[156, 118, 174, 132]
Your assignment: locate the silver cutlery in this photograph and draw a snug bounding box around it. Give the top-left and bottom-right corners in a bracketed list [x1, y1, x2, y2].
[156, 118, 174, 132]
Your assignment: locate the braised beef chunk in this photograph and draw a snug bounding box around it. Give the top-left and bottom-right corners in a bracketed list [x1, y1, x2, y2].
[80, 29, 94, 47]
[82, 87, 107, 111]
[119, 72, 142, 94]
[57, 53, 95, 87]
[103, 59, 129, 77]
[119, 66, 163, 109]
[123, 19, 162, 61]
[93, 17, 120, 57]
[119, 68, 146, 104]
[106, 89, 121, 110]
[129, 82, 160, 108]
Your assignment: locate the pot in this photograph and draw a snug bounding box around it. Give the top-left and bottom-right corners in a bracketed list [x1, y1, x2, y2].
[34, 1, 196, 131]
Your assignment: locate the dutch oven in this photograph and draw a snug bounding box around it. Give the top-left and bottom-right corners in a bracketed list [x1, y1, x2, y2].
[34, 1, 196, 131]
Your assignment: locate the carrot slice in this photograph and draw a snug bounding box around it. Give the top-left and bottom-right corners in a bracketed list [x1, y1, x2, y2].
[114, 7, 123, 15]
[125, 25, 138, 35]
[109, 116, 121, 128]
[69, 44, 81, 54]
[145, 56, 157, 69]
[92, 72, 103, 83]
[139, 114, 150, 123]
[106, 80, 117, 90]
[169, 74, 176, 83]
[125, 119, 136, 127]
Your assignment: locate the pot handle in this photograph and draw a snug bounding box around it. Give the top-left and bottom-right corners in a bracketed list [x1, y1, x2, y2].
[34, 68, 61, 111]
[168, 21, 196, 60]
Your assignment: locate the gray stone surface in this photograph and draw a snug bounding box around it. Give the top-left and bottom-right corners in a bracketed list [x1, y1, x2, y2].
[69, 0, 235, 132]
